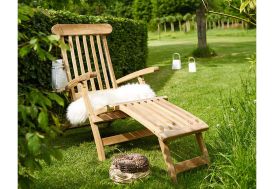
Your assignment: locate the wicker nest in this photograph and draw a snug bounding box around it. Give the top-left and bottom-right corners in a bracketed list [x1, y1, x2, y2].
[109, 153, 150, 183]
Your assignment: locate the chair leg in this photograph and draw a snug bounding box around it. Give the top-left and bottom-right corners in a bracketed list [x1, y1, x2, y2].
[90, 122, 106, 161]
[158, 139, 177, 183]
[195, 133, 210, 165]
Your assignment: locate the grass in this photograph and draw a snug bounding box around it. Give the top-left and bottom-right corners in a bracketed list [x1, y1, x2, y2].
[33, 29, 256, 189]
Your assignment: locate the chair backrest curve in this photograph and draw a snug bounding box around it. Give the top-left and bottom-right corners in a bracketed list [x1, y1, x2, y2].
[52, 24, 117, 101]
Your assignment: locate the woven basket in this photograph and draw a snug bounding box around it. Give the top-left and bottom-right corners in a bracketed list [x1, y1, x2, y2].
[109, 153, 150, 183]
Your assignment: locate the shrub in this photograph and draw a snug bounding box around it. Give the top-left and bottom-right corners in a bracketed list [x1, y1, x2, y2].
[18, 8, 148, 89]
[18, 6, 67, 188]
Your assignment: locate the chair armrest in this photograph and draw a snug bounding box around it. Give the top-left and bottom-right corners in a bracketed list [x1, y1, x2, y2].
[66, 72, 97, 90]
[116, 66, 159, 85]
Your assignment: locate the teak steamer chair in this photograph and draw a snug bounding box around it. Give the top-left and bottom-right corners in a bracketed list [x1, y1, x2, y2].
[51, 24, 210, 182]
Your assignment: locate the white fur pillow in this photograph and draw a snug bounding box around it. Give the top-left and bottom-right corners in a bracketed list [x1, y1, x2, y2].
[66, 83, 156, 125]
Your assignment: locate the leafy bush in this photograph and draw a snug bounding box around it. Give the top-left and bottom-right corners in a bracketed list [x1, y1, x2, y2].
[19, 8, 148, 89]
[18, 86, 65, 189]
[18, 5, 67, 189]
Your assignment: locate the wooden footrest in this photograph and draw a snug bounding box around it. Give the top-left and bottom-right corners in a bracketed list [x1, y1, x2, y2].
[102, 128, 153, 146]
[118, 97, 209, 141]
[175, 156, 209, 174]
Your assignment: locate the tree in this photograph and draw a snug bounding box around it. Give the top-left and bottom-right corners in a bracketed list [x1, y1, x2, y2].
[132, 0, 152, 22]
[196, 3, 207, 49]
[192, 14, 197, 31]
[183, 13, 192, 32]
[160, 16, 167, 32]
[175, 13, 184, 32]
[166, 15, 176, 32]
[206, 14, 212, 30]
[153, 17, 161, 39]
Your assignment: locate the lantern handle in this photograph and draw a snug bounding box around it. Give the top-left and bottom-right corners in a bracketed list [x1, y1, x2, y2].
[172, 53, 181, 60]
[188, 57, 195, 63]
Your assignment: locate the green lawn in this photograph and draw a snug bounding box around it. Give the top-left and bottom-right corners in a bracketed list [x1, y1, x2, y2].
[34, 29, 256, 189]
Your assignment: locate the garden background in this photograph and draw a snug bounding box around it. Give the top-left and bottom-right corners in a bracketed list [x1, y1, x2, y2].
[1, 0, 274, 188]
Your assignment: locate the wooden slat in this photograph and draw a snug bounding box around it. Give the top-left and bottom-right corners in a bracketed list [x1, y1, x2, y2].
[94, 111, 128, 123]
[52, 24, 112, 36]
[143, 100, 183, 127]
[174, 156, 208, 174]
[75, 36, 88, 88]
[61, 37, 76, 99]
[116, 67, 159, 85]
[157, 99, 196, 125]
[108, 96, 168, 108]
[82, 35, 96, 91]
[96, 35, 110, 89]
[160, 126, 208, 141]
[135, 102, 181, 131]
[119, 104, 164, 136]
[152, 100, 193, 127]
[159, 99, 203, 124]
[102, 35, 117, 88]
[68, 36, 79, 78]
[130, 103, 167, 132]
[90, 35, 103, 89]
[102, 129, 153, 146]
[61, 37, 72, 81]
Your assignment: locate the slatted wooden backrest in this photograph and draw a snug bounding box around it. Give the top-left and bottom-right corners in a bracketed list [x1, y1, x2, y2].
[51, 24, 117, 101]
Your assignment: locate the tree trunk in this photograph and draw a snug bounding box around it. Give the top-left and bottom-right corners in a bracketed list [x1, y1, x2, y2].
[171, 22, 174, 32]
[179, 21, 182, 32]
[187, 21, 191, 32]
[221, 20, 225, 29]
[157, 23, 160, 39]
[218, 20, 221, 29]
[213, 21, 216, 29]
[227, 19, 230, 28]
[208, 21, 211, 30]
[164, 23, 166, 32]
[196, 4, 207, 48]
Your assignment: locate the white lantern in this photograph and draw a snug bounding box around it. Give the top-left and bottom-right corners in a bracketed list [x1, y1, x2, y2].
[52, 59, 68, 91]
[172, 53, 181, 70]
[188, 57, 196, 72]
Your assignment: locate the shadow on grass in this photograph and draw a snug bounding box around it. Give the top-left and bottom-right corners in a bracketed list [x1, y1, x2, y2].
[145, 64, 175, 93]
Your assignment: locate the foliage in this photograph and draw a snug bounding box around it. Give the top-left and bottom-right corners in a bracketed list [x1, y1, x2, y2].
[175, 13, 183, 22]
[183, 13, 192, 21]
[165, 15, 176, 23]
[18, 7, 148, 89]
[18, 5, 67, 189]
[204, 0, 256, 26]
[19, 0, 134, 18]
[192, 46, 217, 57]
[18, 86, 65, 189]
[132, 0, 152, 22]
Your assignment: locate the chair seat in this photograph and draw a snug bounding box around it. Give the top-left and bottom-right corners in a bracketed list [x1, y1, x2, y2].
[117, 97, 209, 141]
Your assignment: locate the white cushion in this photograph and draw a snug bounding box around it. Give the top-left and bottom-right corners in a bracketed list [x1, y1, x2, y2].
[66, 83, 156, 125]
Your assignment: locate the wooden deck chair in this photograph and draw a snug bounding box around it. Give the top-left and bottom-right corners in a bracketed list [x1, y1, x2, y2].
[51, 24, 210, 182]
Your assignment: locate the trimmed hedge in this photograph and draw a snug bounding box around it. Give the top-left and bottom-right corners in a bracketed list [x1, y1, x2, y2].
[19, 9, 148, 89]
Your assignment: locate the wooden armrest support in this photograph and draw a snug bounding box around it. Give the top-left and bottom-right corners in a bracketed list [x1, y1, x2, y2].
[116, 66, 159, 85]
[66, 72, 97, 90]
